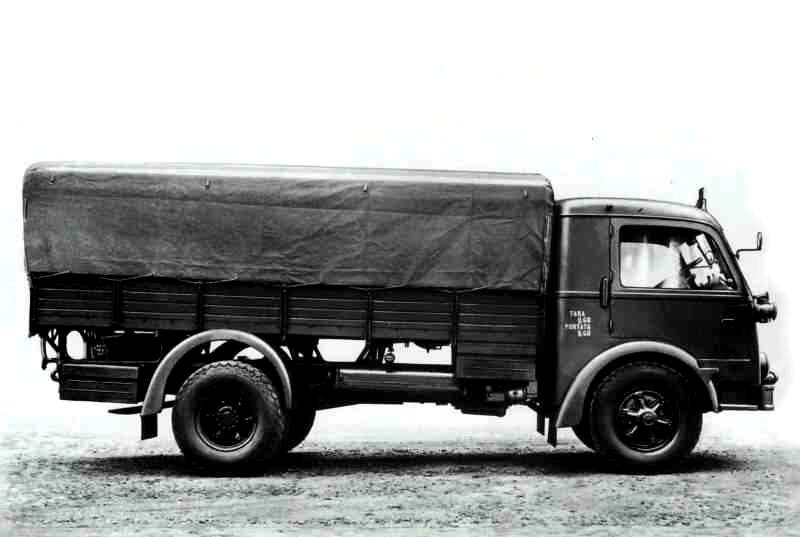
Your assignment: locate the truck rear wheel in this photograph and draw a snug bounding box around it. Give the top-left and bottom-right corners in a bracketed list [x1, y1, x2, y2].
[588, 361, 702, 472]
[172, 360, 286, 472]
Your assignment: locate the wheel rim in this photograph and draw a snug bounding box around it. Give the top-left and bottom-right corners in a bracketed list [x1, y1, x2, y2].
[195, 383, 257, 451]
[615, 389, 678, 452]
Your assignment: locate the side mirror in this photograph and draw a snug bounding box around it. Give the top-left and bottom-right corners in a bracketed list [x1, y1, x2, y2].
[736, 232, 763, 259]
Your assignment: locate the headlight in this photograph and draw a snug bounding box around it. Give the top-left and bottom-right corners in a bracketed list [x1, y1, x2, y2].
[754, 293, 778, 323]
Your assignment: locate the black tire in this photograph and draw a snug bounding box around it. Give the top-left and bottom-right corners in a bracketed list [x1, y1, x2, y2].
[589, 361, 702, 472]
[172, 360, 286, 472]
[283, 405, 317, 452]
[572, 419, 595, 450]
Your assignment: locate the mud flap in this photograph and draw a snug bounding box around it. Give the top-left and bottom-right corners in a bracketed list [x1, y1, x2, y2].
[141, 414, 158, 440]
[547, 416, 557, 447]
[535, 409, 557, 447]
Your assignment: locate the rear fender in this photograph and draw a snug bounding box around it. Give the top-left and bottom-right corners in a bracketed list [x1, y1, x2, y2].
[140, 330, 292, 437]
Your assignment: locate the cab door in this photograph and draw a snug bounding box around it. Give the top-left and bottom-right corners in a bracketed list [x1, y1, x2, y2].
[548, 215, 614, 410]
[609, 218, 757, 387]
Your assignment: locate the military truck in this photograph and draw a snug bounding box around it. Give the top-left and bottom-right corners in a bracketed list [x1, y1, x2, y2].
[23, 162, 778, 472]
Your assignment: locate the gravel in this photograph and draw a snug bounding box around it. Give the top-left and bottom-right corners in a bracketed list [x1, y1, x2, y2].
[2, 405, 799, 536]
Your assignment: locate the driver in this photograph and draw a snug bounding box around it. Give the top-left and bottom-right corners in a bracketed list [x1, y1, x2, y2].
[694, 253, 734, 290]
[659, 238, 693, 289]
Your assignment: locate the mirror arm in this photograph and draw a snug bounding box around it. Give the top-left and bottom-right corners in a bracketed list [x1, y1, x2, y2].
[736, 232, 764, 259]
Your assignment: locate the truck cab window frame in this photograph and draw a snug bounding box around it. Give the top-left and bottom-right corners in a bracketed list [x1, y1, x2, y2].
[618, 224, 737, 292]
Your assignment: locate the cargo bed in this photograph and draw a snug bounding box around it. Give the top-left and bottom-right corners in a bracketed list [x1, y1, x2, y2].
[30, 273, 542, 383]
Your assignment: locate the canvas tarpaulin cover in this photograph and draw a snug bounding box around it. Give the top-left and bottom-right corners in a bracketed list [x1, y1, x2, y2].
[23, 163, 554, 292]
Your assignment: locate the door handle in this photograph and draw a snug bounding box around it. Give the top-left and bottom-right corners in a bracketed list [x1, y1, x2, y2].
[600, 276, 610, 308]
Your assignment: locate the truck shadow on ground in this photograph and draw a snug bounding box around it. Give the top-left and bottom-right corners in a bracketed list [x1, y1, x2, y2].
[66, 447, 746, 478]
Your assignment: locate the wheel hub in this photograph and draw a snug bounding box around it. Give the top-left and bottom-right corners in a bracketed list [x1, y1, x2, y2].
[615, 389, 678, 452]
[641, 410, 657, 425]
[196, 390, 257, 451]
[215, 405, 238, 429]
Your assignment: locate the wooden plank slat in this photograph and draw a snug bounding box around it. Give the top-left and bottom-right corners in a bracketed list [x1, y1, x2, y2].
[458, 342, 537, 355]
[459, 293, 538, 304]
[290, 318, 365, 327]
[291, 288, 366, 300]
[39, 288, 113, 300]
[287, 323, 364, 338]
[204, 314, 280, 323]
[205, 294, 280, 307]
[60, 390, 138, 404]
[458, 331, 537, 344]
[459, 314, 539, 325]
[37, 315, 114, 328]
[122, 291, 196, 304]
[289, 297, 367, 310]
[123, 300, 196, 314]
[39, 298, 111, 310]
[373, 300, 452, 313]
[372, 311, 451, 323]
[459, 322, 539, 333]
[373, 320, 450, 331]
[61, 363, 139, 379]
[204, 305, 280, 316]
[204, 318, 281, 333]
[459, 303, 541, 315]
[288, 307, 366, 320]
[62, 379, 138, 393]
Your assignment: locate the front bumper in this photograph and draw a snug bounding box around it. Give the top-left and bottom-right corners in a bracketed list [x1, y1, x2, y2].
[760, 382, 775, 410]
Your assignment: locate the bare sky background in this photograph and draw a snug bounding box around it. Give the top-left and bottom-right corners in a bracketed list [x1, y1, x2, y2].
[0, 2, 797, 445]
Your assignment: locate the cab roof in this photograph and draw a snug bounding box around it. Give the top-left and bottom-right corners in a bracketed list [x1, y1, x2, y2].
[557, 197, 722, 228]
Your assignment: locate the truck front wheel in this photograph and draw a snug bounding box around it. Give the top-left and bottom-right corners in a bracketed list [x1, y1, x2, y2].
[172, 360, 287, 472]
[589, 361, 702, 471]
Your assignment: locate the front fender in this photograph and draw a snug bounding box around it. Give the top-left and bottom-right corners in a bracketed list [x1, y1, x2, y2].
[141, 329, 292, 417]
[555, 341, 719, 427]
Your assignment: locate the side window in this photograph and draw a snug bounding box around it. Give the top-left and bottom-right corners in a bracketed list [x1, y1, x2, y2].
[619, 226, 736, 291]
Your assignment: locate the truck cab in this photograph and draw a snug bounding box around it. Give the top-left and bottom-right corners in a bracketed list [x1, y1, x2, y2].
[548, 197, 777, 465]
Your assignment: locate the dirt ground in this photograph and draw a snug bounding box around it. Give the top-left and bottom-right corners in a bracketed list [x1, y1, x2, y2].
[2, 403, 800, 537]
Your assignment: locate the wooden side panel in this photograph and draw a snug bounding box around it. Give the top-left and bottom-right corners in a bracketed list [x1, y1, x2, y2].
[288, 287, 367, 339]
[35, 275, 115, 328]
[121, 278, 197, 330]
[456, 291, 541, 381]
[31, 275, 541, 384]
[373, 289, 452, 342]
[204, 282, 281, 334]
